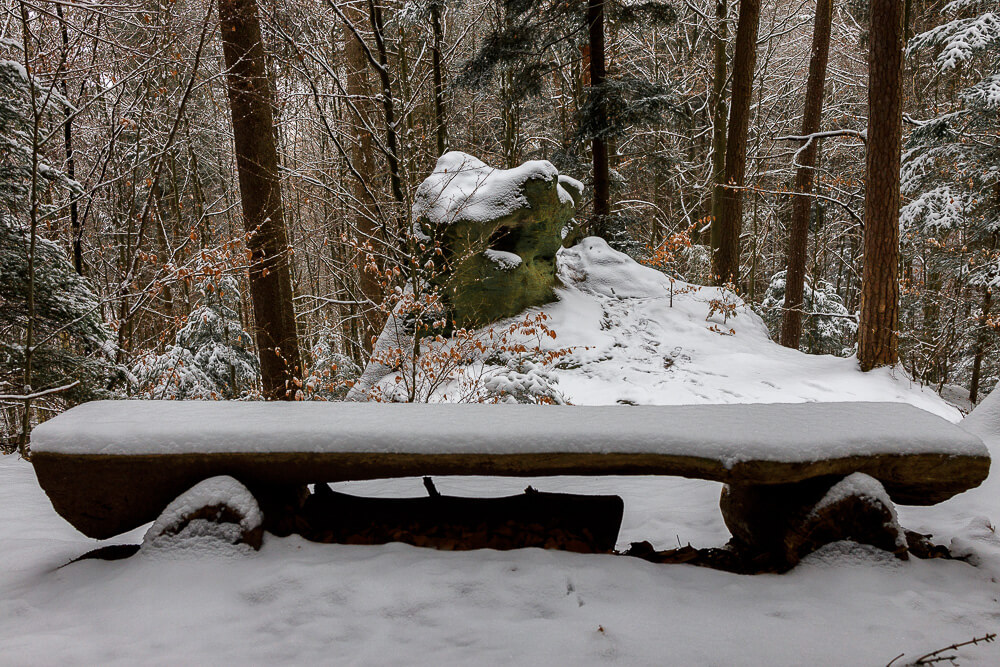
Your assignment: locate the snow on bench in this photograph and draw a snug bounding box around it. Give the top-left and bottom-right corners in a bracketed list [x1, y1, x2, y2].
[31, 401, 989, 539]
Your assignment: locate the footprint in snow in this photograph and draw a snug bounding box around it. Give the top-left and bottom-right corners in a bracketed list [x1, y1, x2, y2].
[802, 380, 834, 392]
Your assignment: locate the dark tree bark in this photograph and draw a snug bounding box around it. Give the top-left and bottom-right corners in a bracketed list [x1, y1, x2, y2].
[367, 0, 405, 206]
[970, 286, 993, 404]
[343, 3, 382, 355]
[712, 0, 761, 286]
[430, 1, 448, 156]
[218, 0, 302, 398]
[780, 0, 834, 348]
[297, 484, 624, 553]
[709, 0, 728, 254]
[587, 0, 611, 236]
[858, 0, 905, 371]
[56, 2, 82, 275]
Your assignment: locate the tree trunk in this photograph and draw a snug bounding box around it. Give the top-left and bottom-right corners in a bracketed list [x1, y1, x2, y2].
[218, 0, 302, 399]
[367, 0, 405, 207]
[712, 0, 761, 286]
[56, 3, 82, 275]
[500, 71, 521, 167]
[587, 0, 611, 236]
[780, 0, 834, 348]
[858, 0, 904, 371]
[343, 3, 383, 353]
[430, 1, 448, 156]
[709, 0, 728, 254]
[17, 1, 40, 456]
[970, 286, 993, 404]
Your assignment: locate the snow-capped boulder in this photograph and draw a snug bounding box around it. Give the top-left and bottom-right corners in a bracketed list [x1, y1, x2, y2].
[412, 151, 582, 326]
[721, 473, 908, 569]
[142, 476, 263, 553]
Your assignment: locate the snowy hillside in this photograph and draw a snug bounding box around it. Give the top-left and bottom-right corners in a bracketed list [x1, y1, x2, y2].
[362, 236, 959, 421]
[2, 239, 999, 665]
[552, 238, 959, 416]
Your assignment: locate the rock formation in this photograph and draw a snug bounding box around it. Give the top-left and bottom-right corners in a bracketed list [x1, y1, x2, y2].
[412, 151, 582, 327]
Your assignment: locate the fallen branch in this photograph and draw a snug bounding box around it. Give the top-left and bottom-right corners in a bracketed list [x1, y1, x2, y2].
[775, 128, 867, 144]
[721, 184, 864, 227]
[912, 633, 996, 665]
[774, 129, 867, 169]
[886, 632, 996, 666]
[0, 381, 80, 401]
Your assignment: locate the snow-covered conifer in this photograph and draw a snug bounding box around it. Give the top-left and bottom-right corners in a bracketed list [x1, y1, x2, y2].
[1, 58, 117, 441]
[301, 329, 361, 400]
[131, 275, 259, 400]
[761, 271, 857, 356]
[903, 0, 999, 393]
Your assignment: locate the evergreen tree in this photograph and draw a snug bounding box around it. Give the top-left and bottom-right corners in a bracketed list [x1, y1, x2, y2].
[0, 220, 118, 401]
[903, 0, 999, 395]
[131, 275, 260, 400]
[903, 0, 999, 273]
[761, 270, 857, 356]
[460, 0, 680, 252]
[301, 328, 362, 400]
[1, 59, 117, 443]
[0, 59, 32, 214]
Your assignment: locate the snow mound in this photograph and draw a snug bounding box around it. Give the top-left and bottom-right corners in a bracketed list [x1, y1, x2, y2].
[142, 476, 261, 555]
[810, 473, 906, 550]
[411, 151, 577, 227]
[964, 388, 1000, 439]
[143, 520, 251, 558]
[483, 248, 522, 270]
[812, 473, 894, 514]
[558, 236, 687, 298]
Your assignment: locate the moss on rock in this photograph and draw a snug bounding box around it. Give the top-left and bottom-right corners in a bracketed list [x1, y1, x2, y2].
[412, 152, 581, 327]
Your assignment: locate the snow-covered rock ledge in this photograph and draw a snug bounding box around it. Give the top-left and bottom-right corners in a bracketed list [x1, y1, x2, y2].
[31, 401, 984, 461]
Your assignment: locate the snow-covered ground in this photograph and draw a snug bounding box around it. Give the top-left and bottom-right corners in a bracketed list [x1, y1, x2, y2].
[3, 444, 999, 665]
[547, 238, 960, 417]
[3, 240, 999, 665]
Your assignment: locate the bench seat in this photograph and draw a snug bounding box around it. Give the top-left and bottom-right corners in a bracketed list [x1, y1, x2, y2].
[30, 401, 990, 539]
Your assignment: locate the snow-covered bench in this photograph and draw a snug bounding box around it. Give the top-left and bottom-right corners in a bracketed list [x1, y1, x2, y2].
[31, 401, 989, 553]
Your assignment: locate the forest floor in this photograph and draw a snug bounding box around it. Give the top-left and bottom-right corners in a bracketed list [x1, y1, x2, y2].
[2, 239, 1000, 665]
